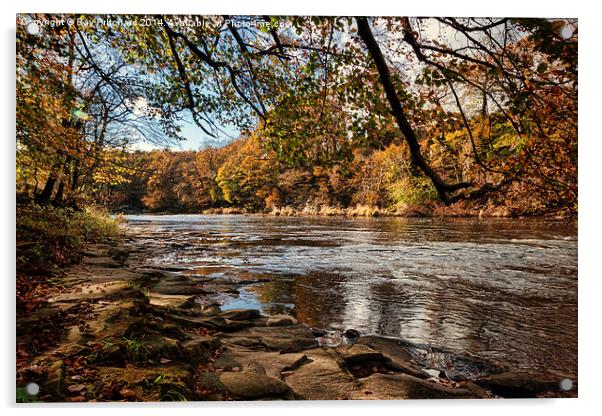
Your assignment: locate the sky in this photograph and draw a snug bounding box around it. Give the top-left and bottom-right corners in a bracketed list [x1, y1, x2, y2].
[130, 118, 241, 151]
[124, 93, 241, 151]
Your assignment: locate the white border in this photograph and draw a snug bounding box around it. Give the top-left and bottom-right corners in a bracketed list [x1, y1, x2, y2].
[2, 1, 597, 415]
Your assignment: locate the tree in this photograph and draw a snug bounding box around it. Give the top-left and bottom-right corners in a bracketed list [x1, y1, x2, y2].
[17, 13, 184, 207]
[216, 136, 278, 209]
[19, 14, 577, 214]
[117, 15, 575, 209]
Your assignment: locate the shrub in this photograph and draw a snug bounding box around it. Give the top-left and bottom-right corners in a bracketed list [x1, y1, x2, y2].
[16, 203, 121, 271]
[388, 175, 437, 208]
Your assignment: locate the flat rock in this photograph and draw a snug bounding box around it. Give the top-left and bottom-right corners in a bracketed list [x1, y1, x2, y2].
[149, 264, 190, 272]
[178, 298, 221, 315]
[82, 256, 121, 268]
[149, 293, 192, 308]
[222, 325, 318, 353]
[218, 372, 294, 400]
[181, 335, 220, 351]
[134, 335, 181, 362]
[336, 343, 384, 363]
[53, 281, 130, 303]
[284, 347, 360, 400]
[352, 373, 479, 400]
[202, 283, 239, 295]
[124, 318, 189, 341]
[217, 350, 308, 379]
[168, 314, 253, 331]
[477, 371, 564, 397]
[81, 249, 106, 257]
[151, 275, 208, 295]
[180, 336, 221, 365]
[266, 315, 297, 327]
[220, 308, 261, 321]
[133, 268, 170, 281]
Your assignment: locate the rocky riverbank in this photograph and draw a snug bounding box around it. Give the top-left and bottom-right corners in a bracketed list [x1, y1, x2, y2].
[16, 234, 577, 401]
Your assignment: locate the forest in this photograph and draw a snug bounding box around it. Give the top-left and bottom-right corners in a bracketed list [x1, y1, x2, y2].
[17, 15, 577, 219]
[16, 14, 578, 402]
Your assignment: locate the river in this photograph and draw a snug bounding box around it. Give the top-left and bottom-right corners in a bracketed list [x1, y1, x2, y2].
[124, 214, 577, 380]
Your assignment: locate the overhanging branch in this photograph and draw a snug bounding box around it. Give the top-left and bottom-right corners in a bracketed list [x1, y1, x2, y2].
[356, 17, 472, 203]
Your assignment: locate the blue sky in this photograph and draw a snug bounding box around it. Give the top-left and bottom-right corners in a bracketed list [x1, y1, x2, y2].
[179, 122, 240, 150]
[131, 115, 241, 151]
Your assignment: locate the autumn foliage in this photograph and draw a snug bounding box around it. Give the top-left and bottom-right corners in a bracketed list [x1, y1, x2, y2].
[16, 15, 577, 217]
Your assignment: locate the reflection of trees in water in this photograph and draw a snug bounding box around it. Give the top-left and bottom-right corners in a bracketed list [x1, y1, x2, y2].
[247, 278, 295, 315]
[336, 279, 407, 336]
[289, 272, 348, 329]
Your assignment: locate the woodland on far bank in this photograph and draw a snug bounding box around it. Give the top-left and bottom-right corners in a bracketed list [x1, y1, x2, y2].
[99, 128, 576, 218]
[17, 16, 577, 218]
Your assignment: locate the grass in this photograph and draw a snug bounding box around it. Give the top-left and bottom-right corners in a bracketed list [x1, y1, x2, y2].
[160, 388, 188, 402]
[16, 386, 41, 403]
[16, 202, 122, 271]
[126, 280, 151, 297]
[121, 338, 151, 363]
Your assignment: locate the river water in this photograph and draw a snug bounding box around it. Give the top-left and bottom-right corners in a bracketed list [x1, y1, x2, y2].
[124, 214, 577, 379]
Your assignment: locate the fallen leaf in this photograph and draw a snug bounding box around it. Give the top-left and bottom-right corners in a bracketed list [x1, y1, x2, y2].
[68, 396, 86, 402]
[67, 384, 86, 394]
[119, 388, 138, 400]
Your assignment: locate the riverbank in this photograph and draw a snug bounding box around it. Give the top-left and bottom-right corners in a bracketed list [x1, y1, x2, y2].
[16, 226, 577, 401]
[205, 203, 507, 218]
[130, 200, 574, 221]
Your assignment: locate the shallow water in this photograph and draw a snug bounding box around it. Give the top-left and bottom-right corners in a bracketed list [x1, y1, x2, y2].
[124, 214, 577, 378]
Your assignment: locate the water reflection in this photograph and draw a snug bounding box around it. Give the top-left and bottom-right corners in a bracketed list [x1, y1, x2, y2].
[125, 214, 577, 378]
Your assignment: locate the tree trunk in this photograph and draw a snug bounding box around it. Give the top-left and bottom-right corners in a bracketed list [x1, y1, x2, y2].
[355, 17, 471, 203]
[54, 181, 65, 205]
[37, 175, 57, 204]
